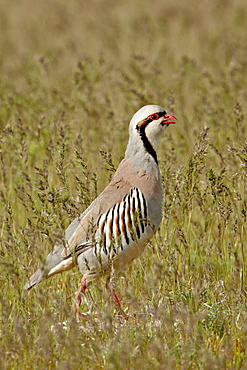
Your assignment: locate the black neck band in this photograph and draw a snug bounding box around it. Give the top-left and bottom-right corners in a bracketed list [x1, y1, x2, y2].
[136, 124, 158, 164]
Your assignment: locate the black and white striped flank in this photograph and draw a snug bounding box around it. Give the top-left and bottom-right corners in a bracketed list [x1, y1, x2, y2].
[96, 188, 148, 256]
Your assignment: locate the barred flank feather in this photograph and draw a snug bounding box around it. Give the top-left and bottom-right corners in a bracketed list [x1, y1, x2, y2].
[96, 188, 148, 256]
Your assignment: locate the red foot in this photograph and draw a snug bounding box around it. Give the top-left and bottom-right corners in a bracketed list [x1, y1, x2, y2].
[74, 276, 87, 319]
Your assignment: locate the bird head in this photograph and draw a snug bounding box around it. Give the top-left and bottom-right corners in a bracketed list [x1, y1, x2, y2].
[126, 105, 177, 162]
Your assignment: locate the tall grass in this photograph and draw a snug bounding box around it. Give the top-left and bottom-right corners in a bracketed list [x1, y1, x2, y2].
[1, 0, 247, 368]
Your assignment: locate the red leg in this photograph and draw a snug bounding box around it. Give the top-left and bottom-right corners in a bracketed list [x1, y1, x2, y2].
[74, 276, 87, 318]
[106, 278, 128, 319]
[106, 281, 122, 308]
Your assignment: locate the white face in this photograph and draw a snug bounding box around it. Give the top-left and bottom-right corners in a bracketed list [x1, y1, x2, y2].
[144, 118, 166, 151]
[130, 105, 167, 152]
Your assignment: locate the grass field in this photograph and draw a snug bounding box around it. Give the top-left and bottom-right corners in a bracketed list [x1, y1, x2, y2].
[1, 0, 247, 368]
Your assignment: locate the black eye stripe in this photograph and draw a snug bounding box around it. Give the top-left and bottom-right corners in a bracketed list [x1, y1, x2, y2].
[147, 111, 166, 123]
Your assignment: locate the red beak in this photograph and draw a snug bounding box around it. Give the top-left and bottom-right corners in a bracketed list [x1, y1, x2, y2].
[162, 114, 177, 126]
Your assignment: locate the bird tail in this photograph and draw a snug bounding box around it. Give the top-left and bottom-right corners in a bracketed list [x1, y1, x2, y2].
[24, 245, 75, 290]
[24, 267, 45, 290]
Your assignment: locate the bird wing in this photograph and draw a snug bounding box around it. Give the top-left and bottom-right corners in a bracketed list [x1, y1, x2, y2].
[61, 176, 133, 258]
[62, 156, 162, 258]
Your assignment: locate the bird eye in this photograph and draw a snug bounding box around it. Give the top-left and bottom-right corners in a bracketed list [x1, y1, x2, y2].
[148, 113, 160, 120]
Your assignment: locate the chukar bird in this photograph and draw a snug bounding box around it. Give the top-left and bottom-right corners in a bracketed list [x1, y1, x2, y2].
[24, 105, 177, 313]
